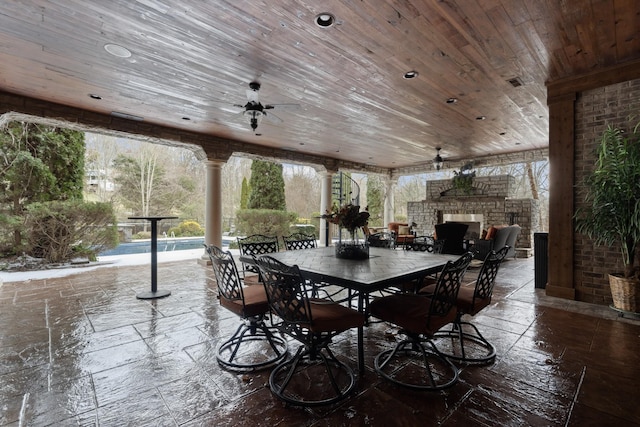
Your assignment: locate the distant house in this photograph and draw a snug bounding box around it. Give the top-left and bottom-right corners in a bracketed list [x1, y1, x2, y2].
[85, 169, 115, 192]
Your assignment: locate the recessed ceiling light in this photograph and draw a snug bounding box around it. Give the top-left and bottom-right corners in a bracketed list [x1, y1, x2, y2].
[104, 43, 131, 58]
[446, 98, 457, 104]
[315, 13, 335, 27]
[89, 94, 102, 100]
[403, 70, 419, 79]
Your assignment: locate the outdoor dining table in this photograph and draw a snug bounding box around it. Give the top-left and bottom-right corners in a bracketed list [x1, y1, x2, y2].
[240, 246, 457, 373]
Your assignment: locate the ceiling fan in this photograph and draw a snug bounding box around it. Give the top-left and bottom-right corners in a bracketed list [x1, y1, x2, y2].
[230, 82, 300, 133]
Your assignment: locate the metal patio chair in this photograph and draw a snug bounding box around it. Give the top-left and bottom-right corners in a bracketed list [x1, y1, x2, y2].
[204, 244, 287, 372]
[256, 255, 365, 407]
[369, 252, 473, 390]
[426, 246, 509, 364]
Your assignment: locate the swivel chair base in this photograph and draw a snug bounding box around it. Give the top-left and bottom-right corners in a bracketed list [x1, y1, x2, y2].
[216, 318, 288, 372]
[374, 336, 459, 391]
[433, 321, 496, 365]
[269, 345, 356, 407]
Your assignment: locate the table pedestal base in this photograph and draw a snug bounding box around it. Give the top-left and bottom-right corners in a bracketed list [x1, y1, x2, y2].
[136, 290, 172, 300]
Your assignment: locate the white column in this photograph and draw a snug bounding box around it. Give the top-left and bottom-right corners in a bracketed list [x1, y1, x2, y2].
[204, 159, 224, 249]
[319, 171, 334, 246]
[383, 177, 397, 227]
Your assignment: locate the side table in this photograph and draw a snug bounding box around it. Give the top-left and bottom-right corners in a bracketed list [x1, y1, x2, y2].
[128, 216, 178, 299]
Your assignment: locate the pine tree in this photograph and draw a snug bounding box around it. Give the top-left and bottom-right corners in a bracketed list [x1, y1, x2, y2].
[240, 177, 250, 209]
[0, 121, 85, 249]
[366, 175, 384, 226]
[247, 160, 286, 210]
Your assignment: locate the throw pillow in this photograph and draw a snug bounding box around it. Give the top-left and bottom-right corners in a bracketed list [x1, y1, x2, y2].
[398, 225, 411, 235]
[485, 226, 497, 240]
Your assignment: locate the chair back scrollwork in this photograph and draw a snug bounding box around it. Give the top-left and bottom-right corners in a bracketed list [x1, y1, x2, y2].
[204, 244, 244, 304]
[256, 256, 314, 338]
[283, 233, 317, 251]
[429, 252, 473, 319]
[237, 234, 279, 274]
[474, 245, 509, 302]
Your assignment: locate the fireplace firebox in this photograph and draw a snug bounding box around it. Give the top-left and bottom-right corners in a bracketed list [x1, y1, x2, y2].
[442, 213, 483, 239]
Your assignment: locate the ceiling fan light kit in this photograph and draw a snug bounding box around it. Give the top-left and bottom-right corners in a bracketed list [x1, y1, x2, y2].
[433, 147, 444, 170]
[244, 109, 263, 131]
[225, 81, 301, 133]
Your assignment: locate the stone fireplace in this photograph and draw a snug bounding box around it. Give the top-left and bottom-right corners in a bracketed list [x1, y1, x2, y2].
[407, 175, 539, 256]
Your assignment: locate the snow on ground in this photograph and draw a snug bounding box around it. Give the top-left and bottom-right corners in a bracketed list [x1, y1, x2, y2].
[0, 248, 240, 284]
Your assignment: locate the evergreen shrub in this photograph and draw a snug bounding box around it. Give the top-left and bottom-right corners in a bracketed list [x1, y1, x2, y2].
[25, 200, 118, 262]
[236, 209, 296, 239]
[289, 224, 316, 237]
[168, 220, 204, 237]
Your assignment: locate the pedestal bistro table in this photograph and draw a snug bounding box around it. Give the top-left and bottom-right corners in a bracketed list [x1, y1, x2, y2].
[128, 216, 178, 299]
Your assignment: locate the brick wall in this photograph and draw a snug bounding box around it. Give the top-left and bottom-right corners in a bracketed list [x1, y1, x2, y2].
[573, 78, 640, 304]
[407, 175, 538, 252]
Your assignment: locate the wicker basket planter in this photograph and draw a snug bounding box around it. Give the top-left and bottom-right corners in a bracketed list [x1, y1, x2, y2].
[608, 274, 640, 313]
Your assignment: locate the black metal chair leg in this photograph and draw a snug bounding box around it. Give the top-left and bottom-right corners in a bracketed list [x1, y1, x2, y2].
[269, 345, 357, 407]
[433, 321, 496, 364]
[374, 337, 459, 391]
[216, 320, 288, 372]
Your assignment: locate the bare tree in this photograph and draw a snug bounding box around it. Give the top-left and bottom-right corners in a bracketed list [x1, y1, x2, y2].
[221, 156, 252, 230]
[284, 165, 320, 219]
[395, 174, 427, 218]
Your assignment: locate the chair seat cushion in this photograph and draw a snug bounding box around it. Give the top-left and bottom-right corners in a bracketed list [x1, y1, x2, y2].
[308, 299, 366, 333]
[220, 284, 269, 318]
[243, 274, 262, 285]
[369, 294, 457, 336]
[417, 282, 437, 295]
[418, 284, 490, 316]
[456, 286, 490, 315]
[396, 234, 415, 244]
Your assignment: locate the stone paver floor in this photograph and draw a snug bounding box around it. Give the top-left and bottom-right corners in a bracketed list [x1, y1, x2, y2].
[1, 253, 639, 426]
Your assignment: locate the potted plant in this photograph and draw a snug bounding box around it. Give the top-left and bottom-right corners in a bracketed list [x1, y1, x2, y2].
[322, 203, 370, 259]
[575, 119, 640, 313]
[452, 162, 476, 195]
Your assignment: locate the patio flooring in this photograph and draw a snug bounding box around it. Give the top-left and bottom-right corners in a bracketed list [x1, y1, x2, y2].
[1, 253, 640, 426]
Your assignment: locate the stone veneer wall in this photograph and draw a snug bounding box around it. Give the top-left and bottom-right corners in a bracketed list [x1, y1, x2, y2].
[573, 78, 640, 305]
[407, 175, 539, 252]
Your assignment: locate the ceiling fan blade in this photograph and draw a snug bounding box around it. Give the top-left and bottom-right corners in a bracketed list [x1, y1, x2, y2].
[264, 103, 301, 111]
[219, 105, 245, 114]
[263, 111, 283, 124]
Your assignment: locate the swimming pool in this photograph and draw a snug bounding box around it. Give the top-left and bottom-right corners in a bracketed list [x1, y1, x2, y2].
[99, 237, 231, 256]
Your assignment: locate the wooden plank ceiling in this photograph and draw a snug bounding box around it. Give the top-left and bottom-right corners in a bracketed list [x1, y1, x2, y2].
[0, 0, 639, 171]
